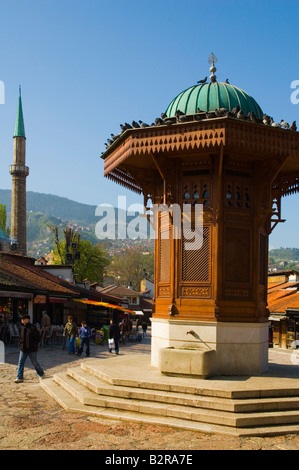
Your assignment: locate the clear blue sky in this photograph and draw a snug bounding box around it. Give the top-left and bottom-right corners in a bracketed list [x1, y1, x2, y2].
[0, 0, 298, 248]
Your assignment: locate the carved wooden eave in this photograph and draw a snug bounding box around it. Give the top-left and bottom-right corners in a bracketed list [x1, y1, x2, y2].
[101, 117, 299, 194]
[272, 173, 299, 197]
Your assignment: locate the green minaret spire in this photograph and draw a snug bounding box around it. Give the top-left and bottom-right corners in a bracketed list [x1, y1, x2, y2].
[13, 86, 26, 138]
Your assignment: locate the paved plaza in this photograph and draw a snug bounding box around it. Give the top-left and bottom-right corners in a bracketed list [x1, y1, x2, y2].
[1, 330, 299, 450]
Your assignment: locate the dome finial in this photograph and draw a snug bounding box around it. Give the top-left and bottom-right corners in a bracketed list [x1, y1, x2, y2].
[208, 52, 217, 83]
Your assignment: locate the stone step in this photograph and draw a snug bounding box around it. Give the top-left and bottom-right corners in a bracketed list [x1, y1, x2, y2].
[53, 372, 238, 427]
[81, 361, 299, 400]
[40, 376, 299, 437]
[67, 366, 237, 412]
[53, 371, 299, 429]
[67, 366, 299, 414]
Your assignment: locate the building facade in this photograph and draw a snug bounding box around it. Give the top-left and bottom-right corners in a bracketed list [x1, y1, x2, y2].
[268, 271, 299, 349]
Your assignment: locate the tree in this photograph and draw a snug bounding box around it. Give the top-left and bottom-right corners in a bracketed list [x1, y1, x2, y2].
[50, 225, 110, 283]
[0, 204, 10, 238]
[73, 240, 110, 283]
[106, 247, 154, 290]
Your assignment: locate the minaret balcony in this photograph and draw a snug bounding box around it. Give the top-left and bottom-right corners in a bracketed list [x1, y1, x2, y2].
[9, 164, 29, 176]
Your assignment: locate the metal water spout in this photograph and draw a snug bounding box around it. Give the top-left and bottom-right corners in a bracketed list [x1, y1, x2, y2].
[186, 330, 195, 336]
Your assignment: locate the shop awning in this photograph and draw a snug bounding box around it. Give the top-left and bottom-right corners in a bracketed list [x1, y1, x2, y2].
[73, 299, 136, 314]
[0, 291, 32, 299]
[269, 314, 287, 321]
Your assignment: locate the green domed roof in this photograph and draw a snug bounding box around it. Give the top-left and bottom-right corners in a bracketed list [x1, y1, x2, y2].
[165, 82, 263, 119]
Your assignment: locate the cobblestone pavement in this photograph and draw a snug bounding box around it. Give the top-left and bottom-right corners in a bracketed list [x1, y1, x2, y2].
[1, 334, 299, 451]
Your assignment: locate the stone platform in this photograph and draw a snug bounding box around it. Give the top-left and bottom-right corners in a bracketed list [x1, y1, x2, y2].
[40, 353, 299, 437]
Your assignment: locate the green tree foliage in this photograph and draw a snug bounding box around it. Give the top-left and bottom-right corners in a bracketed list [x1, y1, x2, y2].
[268, 247, 299, 271]
[74, 240, 110, 283]
[106, 247, 154, 290]
[51, 226, 110, 283]
[269, 248, 299, 261]
[0, 204, 10, 238]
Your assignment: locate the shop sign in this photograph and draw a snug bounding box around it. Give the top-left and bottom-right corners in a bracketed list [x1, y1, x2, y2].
[34, 295, 47, 304]
[49, 297, 68, 304]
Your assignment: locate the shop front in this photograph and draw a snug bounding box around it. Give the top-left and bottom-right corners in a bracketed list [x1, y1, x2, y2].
[269, 310, 299, 349]
[269, 314, 287, 349]
[33, 295, 68, 325]
[0, 290, 33, 322]
[286, 309, 299, 348]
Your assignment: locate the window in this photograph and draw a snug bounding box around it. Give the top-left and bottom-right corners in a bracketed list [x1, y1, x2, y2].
[225, 181, 250, 209]
[183, 179, 210, 207]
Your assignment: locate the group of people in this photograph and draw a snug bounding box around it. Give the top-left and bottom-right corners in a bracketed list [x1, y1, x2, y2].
[63, 316, 121, 355]
[14, 314, 126, 383]
[63, 315, 92, 356]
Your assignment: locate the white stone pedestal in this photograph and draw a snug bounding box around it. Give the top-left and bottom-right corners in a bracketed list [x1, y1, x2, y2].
[151, 318, 269, 376]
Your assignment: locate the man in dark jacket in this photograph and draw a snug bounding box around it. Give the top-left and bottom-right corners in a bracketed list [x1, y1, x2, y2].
[15, 314, 44, 383]
[108, 319, 120, 355]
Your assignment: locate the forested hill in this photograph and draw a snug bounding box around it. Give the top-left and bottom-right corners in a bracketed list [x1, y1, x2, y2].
[269, 248, 299, 262]
[0, 189, 97, 225]
[1, 188, 297, 262]
[0, 189, 150, 258]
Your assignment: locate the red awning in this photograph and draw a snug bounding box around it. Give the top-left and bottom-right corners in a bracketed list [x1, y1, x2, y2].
[73, 299, 136, 314]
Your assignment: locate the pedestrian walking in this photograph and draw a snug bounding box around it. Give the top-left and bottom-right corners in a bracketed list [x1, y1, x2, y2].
[40, 310, 51, 347]
[142, 321, 147, 338]
[108, 319, 120, 355]
[63, 316, 78, 354]
[77, 321, 92, 357]
[15, 314, 44, 383]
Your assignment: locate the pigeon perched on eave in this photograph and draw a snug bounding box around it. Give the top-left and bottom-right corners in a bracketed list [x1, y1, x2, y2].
[205, 111, 214, 119]
[248, 111, 257, 122]
[155, 117, 164, 125]
[225, 79, 230, 84]
[120, 122, 132, 131]
[139, 120, 150, 128]
[290, 121, 297, 131]
[163, 119, 174, 125]
[281, 119, 289, 129]
[197, 77, 207, 84]
[175, 110, 189, 122]
[270, 118, 280, 127]
[105, 138, 114, 147]
[263, 114, 271, 125]
[236, 109, 247, 120]
[215, 108, 227, 117]
[132, 120, 140, 128]
[231, 106, 240, 116]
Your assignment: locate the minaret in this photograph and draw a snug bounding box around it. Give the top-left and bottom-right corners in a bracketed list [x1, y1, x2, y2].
[9, 87, 29, 255]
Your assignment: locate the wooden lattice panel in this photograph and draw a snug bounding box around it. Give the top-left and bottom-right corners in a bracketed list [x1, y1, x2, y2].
[259, 233, 267, 286]
[224, 227, 250, 283]
[159, 238, 170, 282]
[182, 226, 210, 282]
